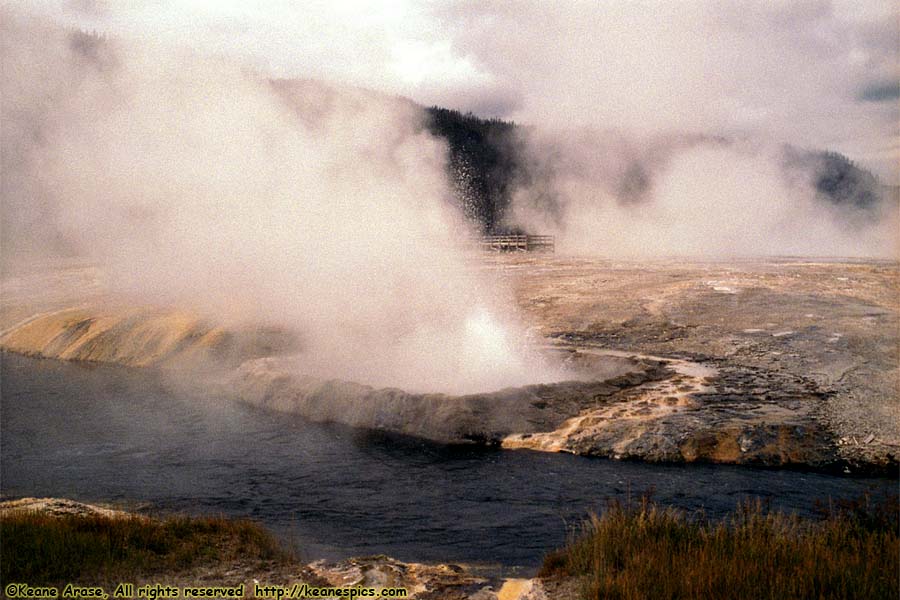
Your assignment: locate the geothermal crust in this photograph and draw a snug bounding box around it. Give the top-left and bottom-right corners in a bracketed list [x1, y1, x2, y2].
[229, 352, 668, 445]
[1, 257, 897, 471]
[486, 254, 899, 470]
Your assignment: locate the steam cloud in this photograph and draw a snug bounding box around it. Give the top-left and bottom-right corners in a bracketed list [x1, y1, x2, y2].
[10, 2, 898, 262]
[2, 2, 897, 399]
[437, 1, 899, 257]
[1, 9, 565, 394]
[506, 132, 899, 257]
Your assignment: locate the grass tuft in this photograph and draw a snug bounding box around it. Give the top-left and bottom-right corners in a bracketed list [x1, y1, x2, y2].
[540, 493, 899, 600]
[1, 511, 289, 585]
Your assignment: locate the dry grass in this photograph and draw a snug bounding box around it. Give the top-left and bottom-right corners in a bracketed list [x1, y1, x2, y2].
[540, 493, 899, 600]
[1, 511, 289, 585]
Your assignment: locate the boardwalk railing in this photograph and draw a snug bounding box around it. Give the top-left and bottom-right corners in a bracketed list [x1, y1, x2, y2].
[479, 234, 555, 253]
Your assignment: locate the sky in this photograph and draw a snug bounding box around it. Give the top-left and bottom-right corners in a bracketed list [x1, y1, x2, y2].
[16, 0, 900, 183]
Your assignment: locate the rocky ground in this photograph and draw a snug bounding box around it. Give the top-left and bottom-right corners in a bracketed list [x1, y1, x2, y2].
[1, 256, 897, 471]
[480, 255, 899, 470]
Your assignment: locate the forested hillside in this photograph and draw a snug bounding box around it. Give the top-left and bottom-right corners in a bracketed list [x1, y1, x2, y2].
[423, 107, 520, 233]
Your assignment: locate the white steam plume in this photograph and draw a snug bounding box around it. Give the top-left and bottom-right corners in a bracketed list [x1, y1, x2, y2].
[1, 10, 565, 394]
[507, 133, 899, 258]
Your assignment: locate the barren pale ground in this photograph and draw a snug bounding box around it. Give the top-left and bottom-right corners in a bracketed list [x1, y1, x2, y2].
[1, 255, 898, 470]
[482, 254, 899, 467]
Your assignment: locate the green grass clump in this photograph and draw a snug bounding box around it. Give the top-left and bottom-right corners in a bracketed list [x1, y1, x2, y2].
[1, 511, 289, 585]
[540, 494, 899, 600]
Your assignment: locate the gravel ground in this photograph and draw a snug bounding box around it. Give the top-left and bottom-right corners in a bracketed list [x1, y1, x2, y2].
[481, 255, 899, 468]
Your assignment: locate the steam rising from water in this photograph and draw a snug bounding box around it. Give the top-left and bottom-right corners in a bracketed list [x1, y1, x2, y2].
[0, 11, 565, 394]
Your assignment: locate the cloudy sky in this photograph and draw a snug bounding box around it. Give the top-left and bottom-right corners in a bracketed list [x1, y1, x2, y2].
[23, 0, 900, 182]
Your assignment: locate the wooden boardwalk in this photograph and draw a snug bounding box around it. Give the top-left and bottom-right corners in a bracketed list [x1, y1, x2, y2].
[479, 234, 555, 253]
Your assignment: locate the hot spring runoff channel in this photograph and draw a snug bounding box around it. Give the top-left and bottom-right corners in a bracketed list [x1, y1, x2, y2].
[1, 353, 893, 569]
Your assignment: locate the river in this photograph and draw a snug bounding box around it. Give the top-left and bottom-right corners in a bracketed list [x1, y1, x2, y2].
[1, 352, 894, 571]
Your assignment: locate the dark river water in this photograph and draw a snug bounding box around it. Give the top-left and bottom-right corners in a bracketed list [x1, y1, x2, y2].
[1, 352, 894, 571]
